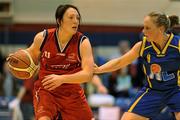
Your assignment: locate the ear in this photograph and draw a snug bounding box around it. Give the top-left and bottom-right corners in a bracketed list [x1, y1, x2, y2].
[159, 26, 165, 33]
[56, 19, 60, 26]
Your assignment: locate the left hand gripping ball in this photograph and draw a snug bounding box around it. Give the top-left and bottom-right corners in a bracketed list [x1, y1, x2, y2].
[7, 50, 38, 79]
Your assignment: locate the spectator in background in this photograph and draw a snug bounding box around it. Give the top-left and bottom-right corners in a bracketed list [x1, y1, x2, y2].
[20, 78, 35, 120]
[90, 75, 108, 94]
[87, 75, 115, 110]
[0, 50, 5, 96]
[167, 15, 179, 35]
[5, 61, 24, 120]
[110, 40, 144, 88]
[0, 50, 4, 75]
[109, 67, 132, 111]
[109, 40, 143, 92]
[107, 40, 141, 118]
[3, 60, 14, 99]
[109, 40, 130, 59]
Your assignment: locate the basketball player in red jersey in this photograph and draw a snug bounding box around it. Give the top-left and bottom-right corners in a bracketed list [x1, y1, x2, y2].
[25, 4, 94, 120]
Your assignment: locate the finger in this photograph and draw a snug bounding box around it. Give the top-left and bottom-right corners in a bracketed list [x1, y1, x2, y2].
[6, 54, 14, 61]
[42, 80, 52, 87]
[42, 77, 52, 86]
[43, 82, 54, 89]
[48, 85, 58, 91]
[6, 56, 10, 61]
[42, 75, 53, 83]
[44, 83, 56, 90]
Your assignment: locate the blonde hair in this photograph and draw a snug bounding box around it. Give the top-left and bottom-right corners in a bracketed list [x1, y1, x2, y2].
[148, 12, 170, 32]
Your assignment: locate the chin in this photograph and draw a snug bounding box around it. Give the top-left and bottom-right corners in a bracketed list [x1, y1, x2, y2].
[72, 31, 77, 35]
[71, 29, 77, 33]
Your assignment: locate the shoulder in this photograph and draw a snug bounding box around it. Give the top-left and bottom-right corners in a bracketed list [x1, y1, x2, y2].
[34, 31, 45, 44]
[78, 33, 91, 50]
[30, 30, 46, 51]
[74, 32, 90, 44]
[135, 41, 142, 46]
[133, 41, 142, 50]
[34, 28, 56, 45]
[133, 41, 145, 57]
[173, 34, 180, 40]
[170, 34, 180, 46]
[46, 28, 56, 34]
[76, 31, 88, 40]
[126, 41, 142, 57]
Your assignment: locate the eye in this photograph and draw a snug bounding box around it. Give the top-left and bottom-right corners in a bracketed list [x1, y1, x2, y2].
[69, 16, 73, 19]
[144, 26, 149, 30]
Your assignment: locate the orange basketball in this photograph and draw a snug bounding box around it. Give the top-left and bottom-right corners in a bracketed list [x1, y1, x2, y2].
[7, 50, 38, 79]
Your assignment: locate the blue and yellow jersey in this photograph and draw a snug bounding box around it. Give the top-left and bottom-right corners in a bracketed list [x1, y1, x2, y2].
[140, 33, 180, 90]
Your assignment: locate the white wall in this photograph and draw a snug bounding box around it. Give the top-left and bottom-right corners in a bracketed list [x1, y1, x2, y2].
[12, 0, 180, 25]
[1, 0, 180, 56]
[0, 44, 27, 56]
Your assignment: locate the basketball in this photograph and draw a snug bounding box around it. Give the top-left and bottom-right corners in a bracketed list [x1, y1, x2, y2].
[7, 49, 38, 79]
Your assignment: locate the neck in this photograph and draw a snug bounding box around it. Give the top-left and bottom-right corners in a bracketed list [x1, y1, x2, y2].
[155, 33, 169, 50]
[57, 28, 72, 43]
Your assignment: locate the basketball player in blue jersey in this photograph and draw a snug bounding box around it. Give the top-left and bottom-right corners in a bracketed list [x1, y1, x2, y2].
[94, 12, 180, 120]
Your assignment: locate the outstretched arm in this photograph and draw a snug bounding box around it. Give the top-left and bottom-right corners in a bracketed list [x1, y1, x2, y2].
[94, 41, 142, 74]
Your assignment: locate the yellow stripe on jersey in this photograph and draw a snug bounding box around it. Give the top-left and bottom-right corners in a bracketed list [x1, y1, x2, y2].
[144, 45, 152, 50]
[178, 70, 180, 86]
[169, 44, 179, 49]
[151, 42, 161, 54]
[128, 88, 149, 112]
[162, 33, 174, 54]
[140, 37, 146, 57]
[151, 33, 174, 55]
[156, 54, 165, 57]
[143, 65, 152, 88]
[179, 39, 180, 52]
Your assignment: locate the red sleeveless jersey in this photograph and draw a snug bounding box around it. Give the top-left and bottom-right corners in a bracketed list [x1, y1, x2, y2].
[33, 29, 93, 120]
[36, 28, 86, 88]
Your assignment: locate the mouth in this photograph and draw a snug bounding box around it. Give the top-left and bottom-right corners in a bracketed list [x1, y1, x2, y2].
[72, 26, 78, 29]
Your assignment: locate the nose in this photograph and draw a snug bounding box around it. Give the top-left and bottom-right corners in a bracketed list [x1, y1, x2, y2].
[142, 28, 145, 33]
[142, 28, 146, 35]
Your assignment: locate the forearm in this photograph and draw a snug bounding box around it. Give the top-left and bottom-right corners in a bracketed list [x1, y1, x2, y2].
[61, 70, 93, 84]
[95, 42, 141, 74]
[97, 57, 125, 73]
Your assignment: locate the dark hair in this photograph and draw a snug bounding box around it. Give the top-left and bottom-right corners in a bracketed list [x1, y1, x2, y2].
[55, 4, 81, 28]
[168, 15, 179, 28]
[148, 12, 170, 32]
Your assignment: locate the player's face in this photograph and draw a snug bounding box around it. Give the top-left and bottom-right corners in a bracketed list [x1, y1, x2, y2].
[142, 16, 161, 42]
[60, 8, 80, 34]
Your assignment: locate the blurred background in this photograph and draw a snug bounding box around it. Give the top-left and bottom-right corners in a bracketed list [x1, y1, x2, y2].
[0, 0, 180, 120]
